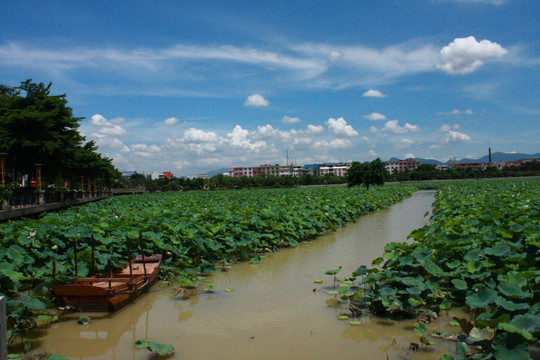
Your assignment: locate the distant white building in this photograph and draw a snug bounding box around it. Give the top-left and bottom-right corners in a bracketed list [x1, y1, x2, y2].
[318, 163, 352, 177]
[385, 161, 399, 174]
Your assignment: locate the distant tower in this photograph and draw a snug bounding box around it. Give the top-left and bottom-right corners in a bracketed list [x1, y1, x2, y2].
[489, 148, 492, 164]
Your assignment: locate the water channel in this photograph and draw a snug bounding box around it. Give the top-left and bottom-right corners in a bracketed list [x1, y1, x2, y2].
[31, 190, 456, 360]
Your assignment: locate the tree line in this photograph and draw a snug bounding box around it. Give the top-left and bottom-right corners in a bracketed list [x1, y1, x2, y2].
[0, 80, 118, 191]
[121, 172, 346, 192]
[388, 161, 540, 182]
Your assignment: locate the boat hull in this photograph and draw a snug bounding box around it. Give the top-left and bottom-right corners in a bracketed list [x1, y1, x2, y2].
[51, 254, 162, 312]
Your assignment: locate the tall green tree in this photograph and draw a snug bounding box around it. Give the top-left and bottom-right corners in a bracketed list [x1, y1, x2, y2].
[346, 158, 386, 189]
[0, 79, 117, 186]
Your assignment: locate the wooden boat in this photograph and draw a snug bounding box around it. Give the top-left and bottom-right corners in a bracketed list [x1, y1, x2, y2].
[50, 254, 162, 312]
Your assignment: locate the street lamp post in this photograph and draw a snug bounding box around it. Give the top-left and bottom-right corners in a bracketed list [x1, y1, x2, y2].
[35, 164, 43, 205]
[0, 153, 6, 185]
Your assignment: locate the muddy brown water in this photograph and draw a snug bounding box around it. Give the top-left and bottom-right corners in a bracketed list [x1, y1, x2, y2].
[29, 191, 460, 360]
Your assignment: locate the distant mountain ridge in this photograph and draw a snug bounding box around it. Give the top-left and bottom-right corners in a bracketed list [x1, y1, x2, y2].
[456, 152, 540, 164]
[388, 152, 540, 165]
[206, 168, 229, 177]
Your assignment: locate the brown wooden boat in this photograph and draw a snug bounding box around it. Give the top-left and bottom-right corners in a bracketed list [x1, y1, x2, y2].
[50, 254, 162, 312]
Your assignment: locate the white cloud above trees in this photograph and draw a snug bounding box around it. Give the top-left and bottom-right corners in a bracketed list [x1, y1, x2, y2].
[437, 36, 508, 75]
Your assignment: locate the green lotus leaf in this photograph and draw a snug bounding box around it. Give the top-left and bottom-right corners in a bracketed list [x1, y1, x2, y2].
[498, 323, 533, 341]
[497, 228, 513, 239]
[8, 293, 47, 311]
[494, 297, 530, 311]
[475, 312, 510, 329]
[411, 247, 432, 264]
[398, 255, 413, 266]
[419, 336, 436, 346]
[325, 266, 342, 275]
[352, 265, 367, 276]
[149, 342, 175, 356]
[505, 271, 527, 287]
[509, 314, 540, 333]
[423, 260, 443, 276]
[414, 322, 428, 336]
[463, 249, 482, 262]
[249, 255, 261, 264]
[484, 244, 510, 257]
[445, 259, 461, 269]
[77, 316, 91, 325]
[7, 245, 26, 263]
[380, 287, 397, 297]
[0, 267, 24, 285]
[135, 339, 151, 348]
[510, 223, 524, 233]
[408, 297, 424, 307]
[497, 282, 532, 299]
[406, 286, 423, 295]
[465, 286, 497, 308]
[136, 339, 174, 355]
[451, 279, 468, 291]
[439, 298, 451, 311]
[492, 332, 530, 360]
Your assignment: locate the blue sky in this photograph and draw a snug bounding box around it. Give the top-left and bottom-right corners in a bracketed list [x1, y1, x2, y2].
[1, 0, 539, 176]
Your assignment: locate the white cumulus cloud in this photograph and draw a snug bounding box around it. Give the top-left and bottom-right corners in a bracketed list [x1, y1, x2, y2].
[326, 117, 358, 137]
[438, 36, 508, 75]
[244, 94, 270, 107]
[90, 114, 128, 137]
[395, 138, 416, 150]
[227, 125, 267, 151]
[381, 120, 419, 134]
[164, 117, 179, 126]
[362, 89, 387, 98]
[281, 115, 301, 123]
[437, 109, 474, 116]
[364, 112, 387, 121]
[444, 130, 472, 143]
[305, 124, 325, 135]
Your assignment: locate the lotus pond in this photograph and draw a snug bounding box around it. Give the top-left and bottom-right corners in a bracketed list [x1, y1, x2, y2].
[22, 190, 440, 360]
[4, 178, 539, 359]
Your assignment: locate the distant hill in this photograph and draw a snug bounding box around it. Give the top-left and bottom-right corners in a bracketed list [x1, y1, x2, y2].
[387, 157, 443, 164]
[206, 168, 229, 177]
[457, 152, 540, 164]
